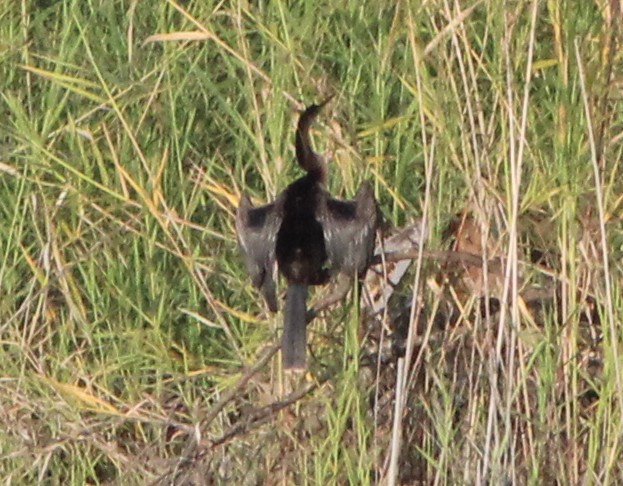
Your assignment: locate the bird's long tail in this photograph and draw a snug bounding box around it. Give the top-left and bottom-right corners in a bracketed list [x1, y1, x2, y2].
[282, 283, 309, 369]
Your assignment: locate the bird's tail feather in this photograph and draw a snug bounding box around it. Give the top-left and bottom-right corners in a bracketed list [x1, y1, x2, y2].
[282, 284, 309, 369]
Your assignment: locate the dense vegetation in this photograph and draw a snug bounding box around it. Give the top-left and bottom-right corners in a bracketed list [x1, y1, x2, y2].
[1, 0, 621, 484]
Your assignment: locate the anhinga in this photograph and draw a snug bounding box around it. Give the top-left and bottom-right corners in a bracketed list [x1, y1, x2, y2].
[236, 100, 379, 369]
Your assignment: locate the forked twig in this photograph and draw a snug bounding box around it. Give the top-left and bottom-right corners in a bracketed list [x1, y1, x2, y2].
[207, 381, 318, 449]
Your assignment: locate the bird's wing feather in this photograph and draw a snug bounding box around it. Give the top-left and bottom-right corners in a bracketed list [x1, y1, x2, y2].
[317, 182, 378, 278]
[235, 194, 282, 311]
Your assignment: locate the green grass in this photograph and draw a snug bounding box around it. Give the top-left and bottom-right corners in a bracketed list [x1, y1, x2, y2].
[1, 0, 622, 484]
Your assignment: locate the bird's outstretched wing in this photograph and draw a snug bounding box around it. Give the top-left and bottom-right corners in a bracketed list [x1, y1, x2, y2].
[235, 194, 283, 311]
[317, 181, 379, 278]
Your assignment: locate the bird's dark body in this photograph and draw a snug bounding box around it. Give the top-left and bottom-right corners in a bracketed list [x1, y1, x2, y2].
[276, 176, 329, 286]
[236, 100, 378, 369]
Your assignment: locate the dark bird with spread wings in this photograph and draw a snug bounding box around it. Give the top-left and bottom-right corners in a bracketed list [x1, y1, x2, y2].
[236, 100, 378, 369]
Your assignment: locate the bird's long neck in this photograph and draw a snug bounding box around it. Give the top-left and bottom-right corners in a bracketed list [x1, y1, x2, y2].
[295, 100, 331, 185]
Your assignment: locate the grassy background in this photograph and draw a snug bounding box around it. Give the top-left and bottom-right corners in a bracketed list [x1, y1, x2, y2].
[1, 0, 622, 484]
